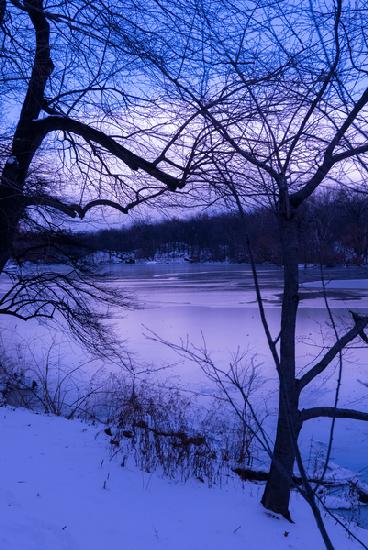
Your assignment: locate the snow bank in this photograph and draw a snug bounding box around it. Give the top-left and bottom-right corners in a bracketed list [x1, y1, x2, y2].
[0, 407, 366, 550]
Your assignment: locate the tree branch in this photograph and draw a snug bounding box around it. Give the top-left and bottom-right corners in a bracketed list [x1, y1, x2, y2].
[301, 407, 368, 422]
[25, 186, 167, 219]
[298, 312, 368, 390]
[290, 86, 368, 207]
[14, 0, 54, 133]
[32, 116, 184, 191]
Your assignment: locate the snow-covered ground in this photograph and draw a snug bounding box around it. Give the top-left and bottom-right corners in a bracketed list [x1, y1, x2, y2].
[0, 407, 367, 549]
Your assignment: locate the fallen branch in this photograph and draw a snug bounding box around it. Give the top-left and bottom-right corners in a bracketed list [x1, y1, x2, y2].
[233, 467, 368, 504]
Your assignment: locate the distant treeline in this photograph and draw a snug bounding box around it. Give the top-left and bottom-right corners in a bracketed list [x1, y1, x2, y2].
[13, 191, 368, 265]
[78, 191, 368, 265]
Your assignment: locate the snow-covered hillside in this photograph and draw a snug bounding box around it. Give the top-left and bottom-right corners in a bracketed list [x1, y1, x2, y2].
[0, 407, 366, 550]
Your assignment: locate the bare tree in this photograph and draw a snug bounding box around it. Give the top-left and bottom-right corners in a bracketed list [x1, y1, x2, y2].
[0, 0, 207, 345]
[120, 0, 368, 523]
[0, 0, 204, 273]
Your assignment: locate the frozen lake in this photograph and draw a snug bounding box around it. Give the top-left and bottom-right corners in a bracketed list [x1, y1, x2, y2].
[1, 262, 368, 502]
[103, 264, 368, 479]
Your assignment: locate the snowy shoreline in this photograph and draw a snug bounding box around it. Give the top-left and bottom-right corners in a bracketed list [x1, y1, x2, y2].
[1, 406, 367, 550]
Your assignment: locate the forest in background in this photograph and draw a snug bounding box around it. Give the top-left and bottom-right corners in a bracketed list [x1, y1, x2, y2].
[13, 191, 368, 266]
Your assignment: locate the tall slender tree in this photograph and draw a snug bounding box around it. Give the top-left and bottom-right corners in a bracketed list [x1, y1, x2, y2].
[124, 0, 368, 519]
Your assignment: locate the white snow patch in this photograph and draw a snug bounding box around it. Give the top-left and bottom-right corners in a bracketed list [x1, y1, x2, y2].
[0, 407, 366, 550]
[6, 156, 18, 167]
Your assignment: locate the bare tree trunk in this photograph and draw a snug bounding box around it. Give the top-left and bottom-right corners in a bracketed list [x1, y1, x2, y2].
[261, 212, 301, 519]
[0, 185, 24, 272]
[261, 390, 301, 518]
[0, 0, 54, 272]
